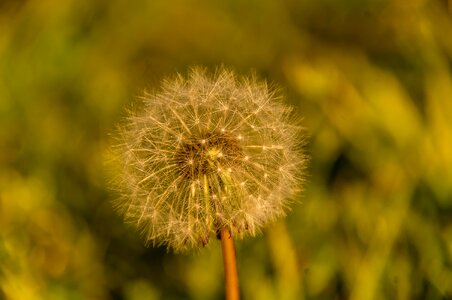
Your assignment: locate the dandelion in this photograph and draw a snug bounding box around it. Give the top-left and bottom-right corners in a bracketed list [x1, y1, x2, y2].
[111, 67, 306, 299]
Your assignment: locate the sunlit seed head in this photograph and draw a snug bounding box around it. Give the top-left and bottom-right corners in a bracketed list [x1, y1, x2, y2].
[110, 67, 307, 252]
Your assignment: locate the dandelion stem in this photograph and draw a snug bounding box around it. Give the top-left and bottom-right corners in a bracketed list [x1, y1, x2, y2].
[220, 227, 240, 300]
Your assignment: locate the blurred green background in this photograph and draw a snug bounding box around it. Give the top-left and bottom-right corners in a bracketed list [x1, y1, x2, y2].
[1, 0, 452, 299]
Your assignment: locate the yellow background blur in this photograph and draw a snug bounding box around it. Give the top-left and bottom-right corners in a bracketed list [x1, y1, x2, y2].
[1, 0, 452, 299]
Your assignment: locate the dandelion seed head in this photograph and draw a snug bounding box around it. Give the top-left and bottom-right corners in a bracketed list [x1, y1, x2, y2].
[111, 67, 307, 252]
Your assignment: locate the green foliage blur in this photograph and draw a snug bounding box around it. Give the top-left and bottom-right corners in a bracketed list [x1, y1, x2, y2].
[1, 0, 452, 299]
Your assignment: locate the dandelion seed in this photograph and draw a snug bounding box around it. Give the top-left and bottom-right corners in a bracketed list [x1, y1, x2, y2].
[110, 67, 307, 253]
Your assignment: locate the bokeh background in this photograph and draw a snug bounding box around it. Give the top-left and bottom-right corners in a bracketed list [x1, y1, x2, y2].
[1, 0, 452, 299]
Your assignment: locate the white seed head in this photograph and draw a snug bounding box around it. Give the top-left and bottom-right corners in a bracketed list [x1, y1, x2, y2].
[111, 67, 307, 252]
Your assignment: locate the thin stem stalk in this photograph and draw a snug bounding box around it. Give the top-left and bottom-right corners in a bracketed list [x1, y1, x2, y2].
[220, 227, 240, 300]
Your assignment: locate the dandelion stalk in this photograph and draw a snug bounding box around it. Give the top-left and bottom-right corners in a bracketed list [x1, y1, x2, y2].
[220, 227, 239, 300]
[110, 67, 307, 299]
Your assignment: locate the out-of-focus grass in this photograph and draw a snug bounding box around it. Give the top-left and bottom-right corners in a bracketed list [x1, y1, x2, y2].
[1, 0, 451, 299]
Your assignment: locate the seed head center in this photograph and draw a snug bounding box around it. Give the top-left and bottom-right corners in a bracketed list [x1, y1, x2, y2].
[175, 131, 243, 179]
